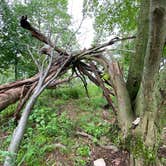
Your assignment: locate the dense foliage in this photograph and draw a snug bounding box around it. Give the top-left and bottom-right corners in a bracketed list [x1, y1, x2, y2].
[0, 0, 77, 80]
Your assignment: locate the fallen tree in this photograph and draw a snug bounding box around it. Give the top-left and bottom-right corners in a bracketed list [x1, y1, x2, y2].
[3, 15, 126, 166]
[1, 0, 166, 165]
[0, 16, 134, 114]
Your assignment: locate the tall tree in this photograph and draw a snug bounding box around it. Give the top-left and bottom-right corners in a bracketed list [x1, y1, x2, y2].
[70, 0, 166, 165]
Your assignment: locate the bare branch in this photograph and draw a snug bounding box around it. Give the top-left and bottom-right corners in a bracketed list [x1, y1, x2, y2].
[65, 14, 86, 50]
[90, 62, 116, 114]
[76, 36, 136, 59]
[76, 131, 118, 152]
[109, 48, 135, 53]
[39, 55, 72, 93]
[20, 16, 69, 56]
[27, 45, 41, 71]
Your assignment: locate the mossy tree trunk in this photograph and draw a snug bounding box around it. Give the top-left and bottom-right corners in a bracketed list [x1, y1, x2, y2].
[127, 0, 150, 102]
[114, 0, 166, 165]
[107, 0, 166, 165]
[135, 0, 166, 145]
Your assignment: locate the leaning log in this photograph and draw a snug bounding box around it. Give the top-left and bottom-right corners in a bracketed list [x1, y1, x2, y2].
[0, 15, 135, 112]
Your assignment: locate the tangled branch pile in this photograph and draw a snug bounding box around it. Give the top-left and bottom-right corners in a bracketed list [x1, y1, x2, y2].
[0, 16, 135, 120]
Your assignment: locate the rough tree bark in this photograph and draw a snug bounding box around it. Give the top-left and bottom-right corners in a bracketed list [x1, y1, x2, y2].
[127, 0, 150, 102]
[132, 0, 166, 165]
[135, 0, 166, 146]
[109, 61, 133, 137]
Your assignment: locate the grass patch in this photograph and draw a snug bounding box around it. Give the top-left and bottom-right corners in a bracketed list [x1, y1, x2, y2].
[0, 84, 115, 165]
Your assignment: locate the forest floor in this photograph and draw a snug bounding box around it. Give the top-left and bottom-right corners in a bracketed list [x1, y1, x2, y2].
[0, 84, 165, 165]
[41, 100, 129, 166]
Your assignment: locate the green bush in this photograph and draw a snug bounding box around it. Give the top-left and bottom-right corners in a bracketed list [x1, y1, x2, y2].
[88, 84, 102, 96]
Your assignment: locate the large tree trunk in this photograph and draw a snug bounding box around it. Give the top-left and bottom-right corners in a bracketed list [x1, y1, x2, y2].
[131, 0, 166, 165]
[127, 0, 150, 102]
[135, 0, 166, 146]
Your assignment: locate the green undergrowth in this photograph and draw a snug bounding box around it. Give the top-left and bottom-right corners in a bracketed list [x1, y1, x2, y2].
[0, 84, 116, 165]
[122, 135, 158, 165]
[0, 103, 17, 126]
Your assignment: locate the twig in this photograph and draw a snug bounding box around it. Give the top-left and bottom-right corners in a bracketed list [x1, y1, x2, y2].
[108, 48, 135, 53]
[76, 36, 136, 59]
[76, 131, 118, 152]
[90, 62, 116, 114]
[38, 55, 72, 94]
[14, 82, 37, 122]
[76, 131, 94, 140]
[27, 45, 41, 71]
[65, 14, 86, 50]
